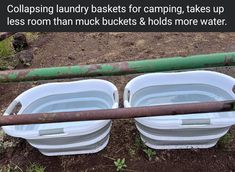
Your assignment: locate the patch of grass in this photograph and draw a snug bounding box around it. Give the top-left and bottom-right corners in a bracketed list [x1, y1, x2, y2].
[114, 158, 127, 171]
[0, 163, 23, 172]
[134, 135, 145, 149]
[143, 148, 156, 161]
[134, 134, 157, 161]
[0, 56, 19, 70]
[0, 32, 39, 57]
[218, 133, 234, 148]
[26, 163, 46, 172]
[0, 135, 22, 155]
[0, 32, 38, 70]
[0, 38, 14, 57]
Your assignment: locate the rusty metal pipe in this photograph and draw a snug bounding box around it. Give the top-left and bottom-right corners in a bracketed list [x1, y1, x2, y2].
[0, 32, 16, 41]
[0, 52, 235, 83]
[0, 101, 234, 126]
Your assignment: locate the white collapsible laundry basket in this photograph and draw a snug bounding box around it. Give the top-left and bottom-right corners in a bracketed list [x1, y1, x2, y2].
[124, 71, 235, 149]
[2, 79, 118, 156]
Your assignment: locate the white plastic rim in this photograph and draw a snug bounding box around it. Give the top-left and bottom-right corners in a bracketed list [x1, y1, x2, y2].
[2, 79, 119, 139]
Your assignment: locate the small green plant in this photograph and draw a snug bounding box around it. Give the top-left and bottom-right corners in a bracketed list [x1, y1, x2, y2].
[218, 133, 234, 148]
[0, 163, 23, 172]
[143, 148, 156, 161]
[114, 158, 127, 171]
[26, 163, 46, 172]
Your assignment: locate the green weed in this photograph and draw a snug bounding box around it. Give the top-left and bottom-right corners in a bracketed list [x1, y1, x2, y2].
[0, 163, 23, 172]
[143, 148, 156, 161]
[218, 133, 234, 148]
[26, 163, 45, 172]
[114, 158, 127, 171]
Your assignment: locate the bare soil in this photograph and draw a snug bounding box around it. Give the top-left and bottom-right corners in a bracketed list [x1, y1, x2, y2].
[1, 32, 235, 172]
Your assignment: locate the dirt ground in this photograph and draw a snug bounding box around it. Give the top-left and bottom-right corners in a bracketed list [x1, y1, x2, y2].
[1, 32, 235, 172]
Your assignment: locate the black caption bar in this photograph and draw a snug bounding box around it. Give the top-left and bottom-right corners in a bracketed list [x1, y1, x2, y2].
[0, 0, 234, 32]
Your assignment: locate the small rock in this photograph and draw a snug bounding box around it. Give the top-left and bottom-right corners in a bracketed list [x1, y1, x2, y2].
[155, 156, 161, 162]
[194, 44, 199, 48]
[3, 141, 14, 148]
[16, 50, 34, 66]
[110, 33, 125, 38]
[192, 149, 199, 152]
[154, 35, 163, 40]
[1, 108, 6, 113]
[122, 41, 135, 47]
[136, 39, 146, 47]
[12, 33, 28, 52]
[33, 47, 39, 52]
[161, 156, 166, 161]
[7, 66, 15, 70]
[24, 151, 29, 157]
[68, 55, 75, 60]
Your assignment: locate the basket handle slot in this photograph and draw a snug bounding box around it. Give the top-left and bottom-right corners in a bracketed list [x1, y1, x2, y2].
[182, 118, 211, 125]
[39, 128, 64, 136]
[4, 100, 22, 116]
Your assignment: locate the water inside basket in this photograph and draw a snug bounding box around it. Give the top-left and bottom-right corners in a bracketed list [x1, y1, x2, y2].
[131, 84, 234, 119]
[16, 91, 113, 131]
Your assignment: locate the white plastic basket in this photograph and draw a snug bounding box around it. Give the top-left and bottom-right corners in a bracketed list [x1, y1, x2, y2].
[124, 71, 235, 149]
[2, 79, 119, 156]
